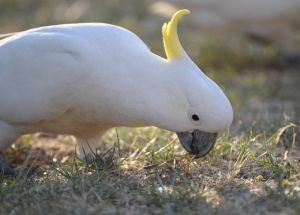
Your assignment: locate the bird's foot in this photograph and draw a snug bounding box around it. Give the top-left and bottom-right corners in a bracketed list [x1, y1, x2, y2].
[0, 152, 15, 176]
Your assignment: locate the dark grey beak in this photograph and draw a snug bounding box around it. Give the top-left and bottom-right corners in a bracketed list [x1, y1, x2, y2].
[176, 130, 217, 158]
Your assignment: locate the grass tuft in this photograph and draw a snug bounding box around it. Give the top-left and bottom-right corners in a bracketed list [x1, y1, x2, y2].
[0, 123, 299, 214]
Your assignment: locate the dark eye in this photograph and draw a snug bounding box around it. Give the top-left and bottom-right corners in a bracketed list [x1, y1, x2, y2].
[192, 114, 200, 121]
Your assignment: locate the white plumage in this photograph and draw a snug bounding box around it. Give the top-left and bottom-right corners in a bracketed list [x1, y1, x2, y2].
[0, 10, 233, 161]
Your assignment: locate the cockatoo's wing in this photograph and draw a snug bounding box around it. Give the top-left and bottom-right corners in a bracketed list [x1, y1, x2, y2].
[0, 23, 152, 127]
[0, 27, 93, 124]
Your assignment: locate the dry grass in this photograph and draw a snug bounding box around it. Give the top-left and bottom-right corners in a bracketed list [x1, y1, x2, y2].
[0, 123, 299, 215]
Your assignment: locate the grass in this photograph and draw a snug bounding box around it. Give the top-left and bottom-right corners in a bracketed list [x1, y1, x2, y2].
[0, 123, 299, 215]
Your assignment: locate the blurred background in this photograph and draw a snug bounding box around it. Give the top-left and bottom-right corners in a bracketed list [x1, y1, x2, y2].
[0, 0, 299, 134]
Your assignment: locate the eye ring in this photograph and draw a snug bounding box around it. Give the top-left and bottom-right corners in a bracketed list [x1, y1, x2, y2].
[192, 114, 200, 121]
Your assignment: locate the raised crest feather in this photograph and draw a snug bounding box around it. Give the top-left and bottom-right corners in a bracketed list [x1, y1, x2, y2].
[162, 9, 190, 59]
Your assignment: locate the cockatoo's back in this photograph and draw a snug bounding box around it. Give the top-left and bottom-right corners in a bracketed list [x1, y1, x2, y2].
[0, 23, 154, 133]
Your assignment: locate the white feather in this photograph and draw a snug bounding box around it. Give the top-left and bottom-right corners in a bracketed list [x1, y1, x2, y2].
[0, 23, 233, 157]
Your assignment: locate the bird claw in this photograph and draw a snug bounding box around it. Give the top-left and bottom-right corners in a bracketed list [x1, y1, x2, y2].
[0, 152, 15, 176]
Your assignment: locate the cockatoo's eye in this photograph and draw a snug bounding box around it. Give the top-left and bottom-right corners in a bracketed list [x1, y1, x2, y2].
[187, 109, 201, 124]
[192, 114, 200, 121]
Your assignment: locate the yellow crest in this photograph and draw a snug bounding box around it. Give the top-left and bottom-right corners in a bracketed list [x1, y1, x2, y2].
[162, 9, 190, 59]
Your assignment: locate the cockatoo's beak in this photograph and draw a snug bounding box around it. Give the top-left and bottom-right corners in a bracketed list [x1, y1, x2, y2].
[176, 130, 217, 158]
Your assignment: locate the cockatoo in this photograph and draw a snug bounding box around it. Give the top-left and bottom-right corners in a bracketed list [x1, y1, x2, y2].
[0, 9, 233, 175]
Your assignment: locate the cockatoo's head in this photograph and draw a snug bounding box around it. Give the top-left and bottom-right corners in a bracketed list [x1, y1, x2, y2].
[156, 9, 233, 157]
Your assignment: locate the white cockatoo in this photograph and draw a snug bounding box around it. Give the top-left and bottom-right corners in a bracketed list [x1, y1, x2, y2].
[0, 9, 233, 174]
